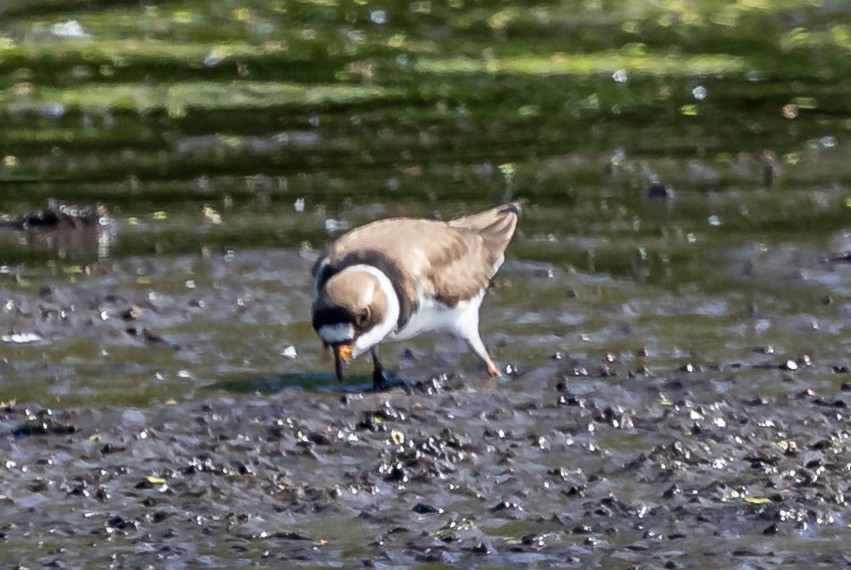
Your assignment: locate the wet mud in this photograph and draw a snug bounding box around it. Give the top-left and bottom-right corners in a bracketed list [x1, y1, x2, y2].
[0, 219, 849, 568]
[3, 349, 851, 567]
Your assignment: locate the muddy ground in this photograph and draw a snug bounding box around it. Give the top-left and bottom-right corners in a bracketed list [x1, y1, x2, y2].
[3, 344, 851, 568]
[0, 223, 849, 568]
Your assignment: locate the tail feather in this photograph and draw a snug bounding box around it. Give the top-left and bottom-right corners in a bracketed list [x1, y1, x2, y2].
[449, 201, 523, 263]
[449, 201, 523, 233]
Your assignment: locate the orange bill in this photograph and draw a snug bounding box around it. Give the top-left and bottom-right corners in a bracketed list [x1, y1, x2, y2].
[332, 342, 355, 381]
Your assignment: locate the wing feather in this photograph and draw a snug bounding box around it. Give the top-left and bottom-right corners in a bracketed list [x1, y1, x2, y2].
[315, 202, 521, 313]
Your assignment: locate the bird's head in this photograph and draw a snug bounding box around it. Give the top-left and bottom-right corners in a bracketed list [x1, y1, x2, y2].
[312, 269, 390, 380]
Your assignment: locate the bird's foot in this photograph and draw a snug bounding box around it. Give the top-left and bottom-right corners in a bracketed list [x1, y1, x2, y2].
[373, 366, 390, 390]
[368, 368, 413, 392]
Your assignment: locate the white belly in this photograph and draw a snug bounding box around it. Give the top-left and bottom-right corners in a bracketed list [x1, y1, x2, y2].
[390, 292, 484, 342]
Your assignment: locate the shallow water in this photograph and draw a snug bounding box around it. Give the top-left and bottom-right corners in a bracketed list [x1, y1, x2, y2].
[1, 1, 851, 567]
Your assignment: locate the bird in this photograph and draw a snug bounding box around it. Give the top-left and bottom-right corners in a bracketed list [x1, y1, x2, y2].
[311, 202, 522, 390]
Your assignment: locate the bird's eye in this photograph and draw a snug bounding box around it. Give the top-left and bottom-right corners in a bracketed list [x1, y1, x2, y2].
[356, 308, 369, 327]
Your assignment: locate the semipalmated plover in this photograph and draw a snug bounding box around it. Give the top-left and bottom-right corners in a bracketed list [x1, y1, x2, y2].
[311, 202, 521, 389]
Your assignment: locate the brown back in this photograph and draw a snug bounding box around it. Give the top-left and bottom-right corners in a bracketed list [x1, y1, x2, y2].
[314, 202, 522, 321]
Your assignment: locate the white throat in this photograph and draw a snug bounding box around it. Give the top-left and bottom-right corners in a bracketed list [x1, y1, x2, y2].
[317, 322, 355, 344]
[342, 264, 399, 357]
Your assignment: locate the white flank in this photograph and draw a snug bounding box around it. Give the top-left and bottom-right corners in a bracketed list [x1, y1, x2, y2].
[317, 323, 355, 344]
[317, 262, 488, 360]
[392, 291, 484, 343]
[343, 265, 400, 358]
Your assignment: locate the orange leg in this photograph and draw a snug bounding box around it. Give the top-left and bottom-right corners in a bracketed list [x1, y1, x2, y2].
[485, 359, 502, 378]
[464, 336, 502, 378]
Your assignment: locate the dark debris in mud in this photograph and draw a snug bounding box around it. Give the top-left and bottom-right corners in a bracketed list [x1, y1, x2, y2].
[0, 200, 110, 230]
[3, 369, 851, 568]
